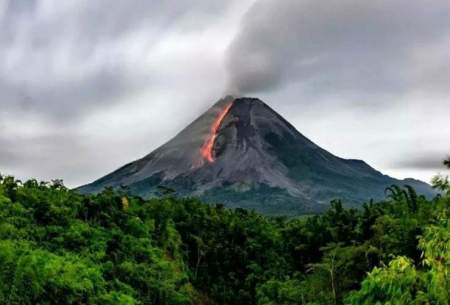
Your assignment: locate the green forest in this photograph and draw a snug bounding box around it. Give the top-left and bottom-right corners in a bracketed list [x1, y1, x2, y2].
[0, 158, 449, 305]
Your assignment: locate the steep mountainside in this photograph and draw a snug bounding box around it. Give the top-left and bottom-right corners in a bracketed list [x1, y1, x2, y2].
[78, 96, 435, 215]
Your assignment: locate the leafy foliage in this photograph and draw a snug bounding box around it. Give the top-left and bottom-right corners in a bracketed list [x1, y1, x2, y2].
[0, 163, 448, 304]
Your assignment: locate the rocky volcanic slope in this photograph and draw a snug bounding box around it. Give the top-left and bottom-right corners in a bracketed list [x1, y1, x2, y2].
[78, 97, 435, 215]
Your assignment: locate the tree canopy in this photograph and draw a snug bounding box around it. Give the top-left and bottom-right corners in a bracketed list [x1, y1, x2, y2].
[0, 157, 448, 304]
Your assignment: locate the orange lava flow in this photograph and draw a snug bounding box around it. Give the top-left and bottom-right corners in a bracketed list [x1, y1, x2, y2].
[200, 102, 233, 163]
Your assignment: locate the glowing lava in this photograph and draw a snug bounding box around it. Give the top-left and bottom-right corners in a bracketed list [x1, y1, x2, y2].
[200, 102, 233, 163]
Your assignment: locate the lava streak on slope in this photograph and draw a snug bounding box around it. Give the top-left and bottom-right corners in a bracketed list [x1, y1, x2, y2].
[200, 102, 233, 163]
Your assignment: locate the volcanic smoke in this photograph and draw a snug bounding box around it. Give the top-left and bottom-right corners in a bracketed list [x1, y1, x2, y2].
[200, 102, 234, 163]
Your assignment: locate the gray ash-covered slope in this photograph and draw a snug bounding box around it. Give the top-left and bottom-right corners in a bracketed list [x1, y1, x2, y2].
[78, 96, 434, 215]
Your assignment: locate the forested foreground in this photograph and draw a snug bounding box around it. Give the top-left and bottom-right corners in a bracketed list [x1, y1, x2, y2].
[0, 161, 449, 305]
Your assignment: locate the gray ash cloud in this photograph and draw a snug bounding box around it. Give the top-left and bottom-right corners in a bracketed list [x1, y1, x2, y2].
[226, 0, 450, 96]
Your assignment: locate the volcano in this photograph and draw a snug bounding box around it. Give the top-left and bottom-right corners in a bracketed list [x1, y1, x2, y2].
[78, 96, 434, 215]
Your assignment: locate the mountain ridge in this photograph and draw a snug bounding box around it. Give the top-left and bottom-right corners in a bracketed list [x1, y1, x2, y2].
[78, 96, 435, 215]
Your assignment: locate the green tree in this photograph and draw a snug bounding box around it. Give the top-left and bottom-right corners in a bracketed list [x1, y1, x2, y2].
[347, 218, 450, 305]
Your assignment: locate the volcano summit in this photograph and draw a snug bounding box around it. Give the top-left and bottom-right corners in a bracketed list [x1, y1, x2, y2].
[79, 97, 434, 215]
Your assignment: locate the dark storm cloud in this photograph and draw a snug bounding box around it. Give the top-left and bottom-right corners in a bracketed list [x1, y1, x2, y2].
[226, 0, 450, 96]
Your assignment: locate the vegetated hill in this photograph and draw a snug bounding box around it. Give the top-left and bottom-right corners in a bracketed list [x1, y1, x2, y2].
[1, 175, 449, 305]
[78, 96, 435, 215]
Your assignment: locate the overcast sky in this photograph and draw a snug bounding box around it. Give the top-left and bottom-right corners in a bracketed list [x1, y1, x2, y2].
[0, 0, 449, 187]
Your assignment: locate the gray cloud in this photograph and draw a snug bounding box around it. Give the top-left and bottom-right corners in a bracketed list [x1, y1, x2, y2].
[0, 130, 100, 185]
[226, 0, 450, 96]
[392, 152, 450, 170]
[0, 0, 237, 121]
[0, 67, 148, 121]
